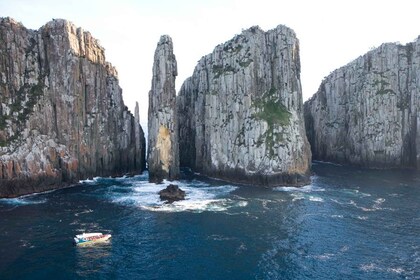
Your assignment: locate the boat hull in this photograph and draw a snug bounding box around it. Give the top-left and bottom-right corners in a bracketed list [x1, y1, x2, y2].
[74, 233, 112, 246]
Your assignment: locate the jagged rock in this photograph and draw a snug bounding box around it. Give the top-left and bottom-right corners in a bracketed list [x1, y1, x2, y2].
[177, 25, 311, 186]
[0, 18, 146, 197]
[158, 184, 185, 202]
[148, 35, 179, 183]
[304, 37, 420, 168]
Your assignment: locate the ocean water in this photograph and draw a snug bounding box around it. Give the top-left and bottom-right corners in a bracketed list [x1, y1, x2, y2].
[0, 162, 419, 279]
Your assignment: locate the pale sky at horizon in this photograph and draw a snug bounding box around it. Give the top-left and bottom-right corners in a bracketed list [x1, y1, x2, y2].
[1, 0, 419, 130]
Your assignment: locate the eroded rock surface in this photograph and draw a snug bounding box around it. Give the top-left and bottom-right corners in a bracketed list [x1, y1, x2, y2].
[177, 25, 311, 186]
[304, 38, 420, 168]
[148, 35, 179, 182]
[158, 184, 186, 203]
[0, 18, 146, 197]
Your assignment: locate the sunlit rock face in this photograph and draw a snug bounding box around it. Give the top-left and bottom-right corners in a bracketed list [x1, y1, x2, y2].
[304, 38, 420, 169]
[148, 35, 179, 182]
[177, 25, 311, 186]
[0, 18, 146, 197]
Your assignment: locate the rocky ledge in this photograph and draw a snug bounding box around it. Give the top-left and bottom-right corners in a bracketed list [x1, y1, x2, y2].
[0, 18, 146, 197]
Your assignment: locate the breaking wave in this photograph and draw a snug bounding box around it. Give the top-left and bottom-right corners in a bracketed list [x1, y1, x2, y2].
[106, 179, 246, 213]
[274, 184, 325, 192]
[0, 196, 47, 205]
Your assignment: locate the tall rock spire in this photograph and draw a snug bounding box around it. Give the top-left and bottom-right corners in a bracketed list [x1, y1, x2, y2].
[147, 35, 179, 182]
[177, 25, 311, 186]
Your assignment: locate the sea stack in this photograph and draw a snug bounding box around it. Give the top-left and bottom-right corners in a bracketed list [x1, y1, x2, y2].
[177, 25, 311, 186]
[304, 37, 420, 168]
[0, 18, 146, 198]
[148, 35, 179, 182]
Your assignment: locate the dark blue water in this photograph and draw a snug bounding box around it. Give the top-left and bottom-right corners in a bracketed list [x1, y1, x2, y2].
[0, 162, 419, 279]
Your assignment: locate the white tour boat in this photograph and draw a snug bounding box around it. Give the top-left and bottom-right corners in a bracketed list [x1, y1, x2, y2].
[74, 232, 112, 246]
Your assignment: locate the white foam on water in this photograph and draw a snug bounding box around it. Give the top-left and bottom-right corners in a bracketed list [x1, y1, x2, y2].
[387, 267, 405, 274]
[312, 253, 335, 260]
[78, 178, 98, 184]
[74, 209, 94, 216]
[274, 184, 325, 193]
[308, 196, 324, 202]
[0, 197, 47, 205]
[287, 192, 325, 203]
[331, 215, 344, 219]
[142, 198, 244, 213]
[360, 263, 379, 272]
[374, 198, 385, 205]
[360, 263, 405, 275]
[357, 215, 368, 220]
[339, 188, 371, 197]
[340, 245, 349, 252]
[312, 160, 343, 166]
[107, 180, 245, 213]
[291, 193, 305, 201]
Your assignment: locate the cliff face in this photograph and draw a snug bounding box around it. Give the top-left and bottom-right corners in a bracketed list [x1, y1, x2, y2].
[304, 38, 420, 168]
[0, 18, 146, 197]
[178, 25, 311, 186]
[148, 35, 179, 182]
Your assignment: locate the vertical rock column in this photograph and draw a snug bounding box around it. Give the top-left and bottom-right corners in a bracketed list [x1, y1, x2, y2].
[177, 25, 311, 186]
[148, 35, 179, 182]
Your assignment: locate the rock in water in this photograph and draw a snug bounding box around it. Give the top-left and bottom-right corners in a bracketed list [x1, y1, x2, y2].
[177, 25, 311, 186]
[148, 35, 179, 182]
[0, 18, 146, 198]
[304, 38, 420, 169]
[158, 184, 186, 202]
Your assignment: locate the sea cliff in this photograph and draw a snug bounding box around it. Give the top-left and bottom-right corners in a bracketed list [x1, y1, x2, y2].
[304, 38, 420, 168]
[177, 25, 311, 186]
[0, 18, 146, 197]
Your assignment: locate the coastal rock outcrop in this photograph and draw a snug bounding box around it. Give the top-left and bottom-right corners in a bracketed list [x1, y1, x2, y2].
[304, 38, 420, 168]
[177, 25, 311, 186]
[148, 35, 179, 182]
[158, 184, 186, 203]
[0, 18, 146, 197]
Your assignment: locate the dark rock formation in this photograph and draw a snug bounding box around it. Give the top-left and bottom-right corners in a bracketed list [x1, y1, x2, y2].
[148, 35, 179, 182]
[177, 25, 311, 186]
[304, 38, 420, 169]
[0, 18, 146, 197]
[158, 184, 185, 202]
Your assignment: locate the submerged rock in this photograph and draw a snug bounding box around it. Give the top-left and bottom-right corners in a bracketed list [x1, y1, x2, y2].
[148, 35, 179, 183]
[0, 18, 146, 197]
[304, 37, 420, 169]
[158, 184, 186, 202]
[177, 25, 311, 186]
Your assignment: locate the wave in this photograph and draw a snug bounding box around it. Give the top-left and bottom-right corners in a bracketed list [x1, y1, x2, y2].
[74, 209, 94, 216]
[360, 263, 405, 274]
[79, 172, 148, 184]
[312, 160, 343, 166]
[107, 180, 245, 213]
[0, 196, 47, 205]
[274, 184, 325, 192]
[330, 197, 393, 212]
[338, 188, 371, 198]
[79, 177, 100, 184]
[308, 196, 324, 202]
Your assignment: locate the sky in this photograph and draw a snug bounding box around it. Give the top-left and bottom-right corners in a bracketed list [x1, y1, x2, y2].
[1, 0, 419, 129]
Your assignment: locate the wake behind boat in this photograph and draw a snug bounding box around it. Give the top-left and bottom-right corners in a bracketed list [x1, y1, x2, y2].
[74, 232, 111, 246]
